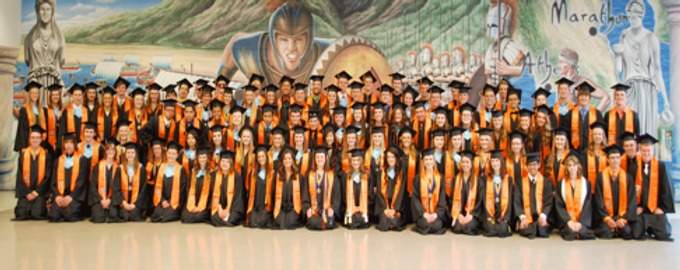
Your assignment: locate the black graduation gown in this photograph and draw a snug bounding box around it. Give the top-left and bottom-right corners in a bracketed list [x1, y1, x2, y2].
[450, 176, 485, 235]
[302, 172, 342, 230]
[344, 174, 372, 230]
[411, 174, 447, 235]
[373, 170, 407, 231]
[114, 165, 148, 222]
[561, 108, 602, 155]
[89, 163, 122, 223]
[57, 106, 90, 152]
[481, 176, 514, 237]
[210, 171, 246, 227]
[94, 109, 117, 141]
[555, 178, 595, 240]
[633, 161, 675, 240]
[14, 106, 39, 152]
[138, 116, 178, 145]
[523, 130, 542, 154]
[245, 171, 275, 228]
[49, 155, 88, 222]
[271, 173, 306, 230]
[180, 172, 211, 224]
[513, 176, 554, 238]
[400, 150, 419, 224]
[593, 171, 636, 239]
[150, 166, 188, 223]
[14, 149, 52, 220]
[603, 109, 640, 146]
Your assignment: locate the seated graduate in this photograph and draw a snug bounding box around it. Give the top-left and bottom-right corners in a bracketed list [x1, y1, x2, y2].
[481, 149, 514, 238]
[411, 148, 447, 235]
[245, 145, 275, 228]
[117, 142, 148, 222]
[49, 132, 88, 222]
[450, 150, 484, 235]
[271, 146, 307, 230]
[180, 146, 213, 224]
[210, 150, 245, 227]
[150, 141, 188, 223]
[555, 152, 596, 240]
[513, 152, 554, 239]
[144, 138, 165, 215]
[89, 137, 122, 223]
[593, 145, 636, 240]
[303, 145, 341, 231]
[631, 134, 675, 241]
[344, 148, 372, 230]
[14, 125, 52, 221]
[374, 146, 408, 231]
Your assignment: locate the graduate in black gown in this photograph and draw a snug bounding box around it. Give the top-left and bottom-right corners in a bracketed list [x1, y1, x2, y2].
[449, 150, 485, 235]
[555, 153, 595, 240]
[180, 147, 213, 224]
[411, 148, 447, 235]
[57, 83, 90, 153]
[343, 149, 372, 230]
[631, 134, 675, 241]
[116, 142, 148, 222]
[150, 141, 188, 223]
[49, 133, 88, 222]
[271, 146, 307, 229]
[139, 99, 179, 144]
[513, 153, 554, 239]
[14, 125, 52, 220]
[481, 150, 514, 238]
[14, 81, 44, 153]
[374, 146, 408, 231]
[245, 145, 275, 228]
[210, 150, 245, 227]
[592, 145, 636, 239]
[89, 138, 122, 223]
[303, 146, 342, 231]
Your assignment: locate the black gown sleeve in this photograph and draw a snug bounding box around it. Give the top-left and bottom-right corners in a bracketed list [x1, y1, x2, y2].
[138, 117, 158, 145]
[88, 165, 101, 206]
[14, 108, 28, 152]
[15, 151, 29, 198]
[411, 174, 424, 218]
[472, 178, 485, 218]
[624, 173, 637, 221]
[542, 179, 554, 217]
[658, 162, 675, 213]
[331, 173, 341, 215]
[71, 156, 89, 202]
[111, 166, 124, 206]
[579, 181, 594, 227]
[435, 177, 447, 218]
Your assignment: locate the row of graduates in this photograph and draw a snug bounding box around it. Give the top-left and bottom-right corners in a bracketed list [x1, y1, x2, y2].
[14, 121, 674, 241]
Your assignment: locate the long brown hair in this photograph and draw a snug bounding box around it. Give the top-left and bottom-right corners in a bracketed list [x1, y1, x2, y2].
[564, 155, 583, 180]
[276, 150, 299, 181]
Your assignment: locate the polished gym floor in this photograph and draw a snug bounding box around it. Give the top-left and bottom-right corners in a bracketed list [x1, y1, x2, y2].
[0, 191, 677, 269]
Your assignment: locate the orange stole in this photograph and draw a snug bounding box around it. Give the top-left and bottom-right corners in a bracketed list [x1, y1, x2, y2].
[586, 150, 607, 193]
[506, 156, 528, 184]
[273, 173, 302, 219]
[46, 108, 58, 146]
[522, 174, 544, 223]
[57, 155, 81, 195]
[211, 172, 236, 215]
[473, 154, 490, 176]
[128, 110, 148, 143]
[412, 119, 432, 149]
[186, 170, 211, 212]
[97, 109, 118, 140]
[308, 171, 335, 215]
[65, 105, 89, 138]
[620, 153, 639, 173]
[78, 142, 101, 170]
[564, 177, 584, 222]
[443, 153, 456, 197]
[298, 152, 310, 175]
[485, 175, 510, 219]
[120, 164, 141, 204]
[257, 121, 279, 145]
[158, 116, 176, 142]
[450, 174, 477, 218]
[405, 150, 417, 195]
[601, 168, 628, 220]
[571, 106, 597, 149]
[153, 164, 182, 210]
[178, 119, 201, 148]
[247, 169, 274, 217]
[97, 161, 117, 199]
[25, 105, 47, 141]
[635, 157, 659, 212]
[419, 172, 441, 214]
[346, 173, 369, 215]
[380, 170, 402, 212]
[22, 148, 46, 188]
[607, 108, 634, 144]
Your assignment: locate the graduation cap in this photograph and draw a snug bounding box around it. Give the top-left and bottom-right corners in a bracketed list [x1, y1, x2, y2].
[332, 106, 347, 115]
[421, 147, 435, 157]
[604, 144, 625, 156]
[177, 78, 193, 88]
[637, 133, 658, 145]
[47, 83, 62, 92]
[552, 127, 569, 137]
[24, 81, 43, 91]
[562, 150, 582, 164]
[243, 85, 257, 92]
[532, 87, 551, 99]
[398, 126, 416, 138]
[360, 71, 375, 81]
[29, 124, 45, 134]
[460, 150, 476, 161]
[163, 84, 177, 96]
[293, 125, 308, 134]
[576, 81, 596, 94]
[230, 105, 247, 114]
[389, 72, 405, 80]
[314, 145, 330, 155]
[84, 82, 99, 90]
[62, 132, 77, 142]
[280, 145, 298, 157]
[611, 83, 631, 92]
[477, 128, 493, 137]
[459, 86, 472, 94]
[589, 121, 607, 131]
[349, 148, 365, 158]
[262, 104, 277, 114]
[491, 110, 504, 118]
[448, 80, 465, 89]
[255, 144, 270, 153]
[114, 77, 130, 88]
[147, 83, 163, 91]
[371, 102, 387, 111]
[428, 86, 445, 95]
[535, 105, 551, 115]
[194, 78, 209, 86]
[555, 77, 574, 86]
[371, 126, 385, 134]
[489, 149, 504, 159]
[619, 131, 636, 142]
[459, 103, 476, 112]
[82, 121, 97, 131]
[129, 87, 146, 97]
[105, 137, 120, 147]
[433, 106, 449, 116]
[449, 126, 464, 136]
[385, 145, 405, 158]
[323, 124, 337, 134]
[310, 75, 324, 82]
[67, 83, 84, 94]
[271, 126, 288, 136]
[351, 102, 366, 110]
[99, 86, 116, 96]
[430, 128, 448, 137]
[201, 84, 215, 93]
[308, 110, 322, 120]
[210, 124, 226, 133]
[214, 75, 230, 85]
[412, 100, 427, 109]
[403, 85, 419, 98]
[293, 83, 307, 91]
[249, 73, 265, 84]
[346, 125, 362, 134]
[519, 108, 534, 118]
[197, 145, 212, 155]
[182, 100, 198, 108]
[166, 141, 183, 151]
[279, 75, 294, 85]
[417, 76, 433, 85]
[482, 84, 497, 94]
[507, 88, 521, 99]
[326, 84, 341, 93]
[223, 86, 234, 94]
[210, 98, 225, 108]
[162, 99, 178, 107]
[392, 102, 407, 111]
[150, 138, 165, 147]
[263, 84, 279, 93]
[123, 142, 138, 151]
[241, 125, 255, 136]
[116, 119, 132, 128]
[380, 84, 394, 93]
[289, 104, 303, 113]
[526, 152, 541, 164]
[334, 70, 352, 80]
[349, 81, 364, 89]
[186, 126, 201, 138]
[219, 150, 235, 160]
[509, 130, 525, 141]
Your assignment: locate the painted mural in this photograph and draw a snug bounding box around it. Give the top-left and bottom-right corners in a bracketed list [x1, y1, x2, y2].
[10, 0, 679, 196]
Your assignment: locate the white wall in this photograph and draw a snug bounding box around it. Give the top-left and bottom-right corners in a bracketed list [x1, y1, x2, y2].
[0, 0, 22, 48]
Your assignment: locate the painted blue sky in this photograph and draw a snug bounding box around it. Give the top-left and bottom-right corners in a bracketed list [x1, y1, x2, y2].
[21, 0, 162, 33]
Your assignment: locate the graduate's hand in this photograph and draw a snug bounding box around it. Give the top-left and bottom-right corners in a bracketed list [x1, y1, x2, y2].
[306, 208, 313, 218]
[567, 220, 576, 232]
[162, 200, 170, 208]
[457, 214, 466, 225]
[606, 219, 617, 229]
[327, 208, 334, 217]
[637, 207, 644, 215]
[538, 216, 548, 227]
[574, 222, 582, 231]
[615, 219, 626, 228]
[26, 192, 37, 201]
[654, 208, 665, 215]
[519, 217, 529, 230]
[54, 196, 64, 207]
[63, 196, 73, 207]
[218, 207, 228, 219]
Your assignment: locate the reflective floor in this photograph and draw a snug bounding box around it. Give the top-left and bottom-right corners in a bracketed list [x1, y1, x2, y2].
[0, 191, 678, 270]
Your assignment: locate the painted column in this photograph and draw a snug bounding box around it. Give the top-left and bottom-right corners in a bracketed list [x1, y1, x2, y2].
[0, 0, 22, 189]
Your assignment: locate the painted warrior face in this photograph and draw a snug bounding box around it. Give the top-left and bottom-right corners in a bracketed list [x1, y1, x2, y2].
[269, 3, 314, 72]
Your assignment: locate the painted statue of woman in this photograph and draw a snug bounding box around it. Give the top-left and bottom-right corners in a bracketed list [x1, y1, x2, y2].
[613, 0, 671, 138]
[24, 0, 65, 105]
